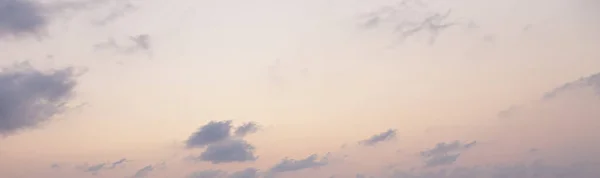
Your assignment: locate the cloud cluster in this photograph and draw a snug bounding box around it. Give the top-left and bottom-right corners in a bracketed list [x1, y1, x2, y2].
[0, 62, 79, 136]
[186, 120, 261, 164]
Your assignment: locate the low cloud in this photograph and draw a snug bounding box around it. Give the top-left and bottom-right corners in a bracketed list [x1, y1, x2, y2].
[186, 121, 234, 148]
[269, 154, 329, 173]
[192, 139, 257, 164]
[0, 62, 79, 136]
[109, 158, 128, 169]
[359, 129, 397, 146]
[420, 140, 476, 167]
[130, 165, 153, 178]
[187, 170, 227, 178]
[229, 168, 260, 178]
[234, 122, 259, 137]
[0, 0, 131, 39]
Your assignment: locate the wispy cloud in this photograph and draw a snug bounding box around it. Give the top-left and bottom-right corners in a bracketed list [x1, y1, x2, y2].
[359, 129, 397, 146]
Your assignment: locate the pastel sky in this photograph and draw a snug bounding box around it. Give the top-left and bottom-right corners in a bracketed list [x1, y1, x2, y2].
[0, 0, 599, 177]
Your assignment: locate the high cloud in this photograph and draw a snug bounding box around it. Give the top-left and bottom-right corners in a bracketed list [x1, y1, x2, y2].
[359, 129, 397, 146]
[0, 62, 78, 136]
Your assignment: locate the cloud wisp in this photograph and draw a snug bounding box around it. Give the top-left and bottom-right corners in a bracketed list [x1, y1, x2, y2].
[359, 129, 397, 146]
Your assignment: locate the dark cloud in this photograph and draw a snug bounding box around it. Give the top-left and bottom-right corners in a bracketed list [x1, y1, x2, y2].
[187, 170, 227, 178]
[130, 165, 153, 178]
[229, 168, 259, 178]
[0, 62, 78, 136]
[192, 139, 257, 164]
[234, 122, 259, 137]
[186, 120, 233, 148]
[0, 0, 130, 39]
[269, 154, 329, 173]
[359, 129, 397, 146]
[420, 140, 476, 167]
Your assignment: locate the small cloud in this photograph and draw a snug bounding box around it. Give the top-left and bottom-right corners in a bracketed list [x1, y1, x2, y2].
[84, 163, 106, 175]
[269, 154, 329, 173]
[130, 165, 153, 178]
[229, 168, 259, 178]
[187, 170, 227, 178]
[419, 140, 476, 167]
[50, 163, 61, 169]
[186, 120, 233, 148]
[93, 34, 152, 56]
[109, 158, 128, 169]
[359, 129, 397, 146]
[234, 122, 259, 137]
[192, 139, 257, 164]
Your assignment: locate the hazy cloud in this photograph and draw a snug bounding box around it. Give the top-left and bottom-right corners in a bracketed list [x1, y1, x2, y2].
[542, 72, 600, 100]
[187, 170, 227, 178]
[234, 122, 259, 137]
[420, 141, 476, 167]
[0, 62, 78, 136]
[359, 129, 397, 146]
[93, 34, 152, 56]
[131, 165, 153, 178]
[229, 168, 259, 178]
[109, 158, 128, 169]
[84, 163, 106, 175]
[269, 154, 329, 173]
[193, 139, 257, 164]
[186, 120, 233, 148]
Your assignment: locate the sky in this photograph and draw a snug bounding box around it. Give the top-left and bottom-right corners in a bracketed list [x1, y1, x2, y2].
[0, 0, 599, 177]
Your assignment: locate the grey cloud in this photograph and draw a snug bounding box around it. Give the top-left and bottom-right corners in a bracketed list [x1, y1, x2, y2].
[93, 34, 152, 56]
[420, 141, 476, 167]
[84, 163, 106, 175]
[186, 120, 233, 148]
[359, 129, 397, 146]
[187, 170, 227, 178]
[193, 139, 257, 164]
[234, 122, 259, 137]
[389, 161, 600, 178]
[269, 154, 328, 173]
[0, 62, 78, 136]
[0, 0, 128, 39]
[109, 158, 127, 168]
[542, 72, 600, 100]
[131, 165, 153, 178]
[229, 168, 259, 178]
[92, 1, 137, 25]
[50, 163, 60, 169]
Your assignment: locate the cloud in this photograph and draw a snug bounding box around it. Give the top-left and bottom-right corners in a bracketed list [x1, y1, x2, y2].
[93, 34, 152, 56]
[234, 122, 259, 137]
[130, 165, 153, 178]
[187, 170, 227, 178]
[419, 141, 476, 167]
[269, 154, 329, 173]
[542, 72, 600, 100]
[50, 163, 60, 169]
[109, 158, 128, 169]
[0, 62, 79, 136]
[186, 120, 233, 148]
[192, 139, 257, 164]
[229, 168, 259, 178]
[389, 161, 600, 178]
[84, 163, 106, 175]
[359, 129, 397, 146]
[0, 0, 127, 39]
